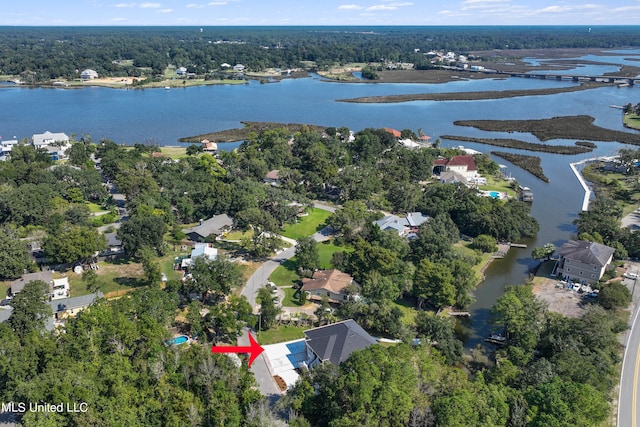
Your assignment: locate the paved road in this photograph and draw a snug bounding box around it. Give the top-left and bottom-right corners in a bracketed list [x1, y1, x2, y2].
[619, 272, 640, 427]
[238, 203, 336, 397]
[238, 328, 282, 400]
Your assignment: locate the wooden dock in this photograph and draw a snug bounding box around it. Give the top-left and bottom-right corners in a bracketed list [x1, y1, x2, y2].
[448, 311, 471, 317]
[510, 243, 527, 248]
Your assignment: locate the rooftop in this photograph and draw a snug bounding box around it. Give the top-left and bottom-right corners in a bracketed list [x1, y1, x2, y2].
[304, 319, 377, 365]
[558, 240, 615, 267]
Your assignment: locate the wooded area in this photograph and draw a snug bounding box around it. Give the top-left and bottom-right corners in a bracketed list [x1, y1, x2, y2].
[2, 26, 640, 83]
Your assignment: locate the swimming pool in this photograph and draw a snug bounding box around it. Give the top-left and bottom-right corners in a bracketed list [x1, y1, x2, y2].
[168, 335, 189, 345]
[489, 191, 500, 199]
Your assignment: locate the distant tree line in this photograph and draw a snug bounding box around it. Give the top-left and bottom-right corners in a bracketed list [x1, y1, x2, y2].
[2, 26, 640, 82]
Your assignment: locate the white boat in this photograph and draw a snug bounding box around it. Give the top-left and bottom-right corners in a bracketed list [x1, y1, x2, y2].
[165, 86, 170, 90]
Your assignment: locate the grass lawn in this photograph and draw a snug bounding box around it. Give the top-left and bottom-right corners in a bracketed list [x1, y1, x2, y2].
[159, 146, 188, 160]
[224, 229, 254, 241]
[391, 298, 418, 325]
[0, 282, 8, 299]
[281, 208, 332, 240]
[479, 176, 517, 198]
[85, 202, 105, 213]
[453, 241, 493, 284]
[624, 113, 640, 130]
[281, 286, 303, 307]
[270, 240, 350, 288]
[257, 325, 305, 345]
[270, 259, 300, 288]
[68, 258, 147, 297]
[317, 240, 350, 269]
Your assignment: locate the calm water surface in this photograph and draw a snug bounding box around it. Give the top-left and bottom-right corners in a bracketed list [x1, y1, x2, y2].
[2, 73, 639, 345]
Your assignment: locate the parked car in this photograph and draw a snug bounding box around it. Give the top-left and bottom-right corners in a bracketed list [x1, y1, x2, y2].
[0, 299, 10, 306]
[624, 272, 638, 280]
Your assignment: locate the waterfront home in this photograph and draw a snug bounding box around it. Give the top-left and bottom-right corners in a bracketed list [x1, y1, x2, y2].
[80, 69, 99, 79]
[556, 240, 615, 284]
[301, 269, 358, 304]
[201, 140, 218, 153]
[32, 131, 69, 148]
[384, 127, 402, 138]
[0, 139, 18, 161]
[233, 64, 245, 72]
[373, 212, 430, 237]
[177, 67, 188, 75]
[303, 319, 377, 367]
[433, 155, 479, 181]
[183, 214, 234, 242]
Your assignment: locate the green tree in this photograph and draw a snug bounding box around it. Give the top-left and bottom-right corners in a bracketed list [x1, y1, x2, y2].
[531, 243, 555, 261]
[413, 259, 456, 309]
[470, 234, 498, 253]
[188, 255, 243, 303]
[0, 226, 32, 279]
[43, 225, 107, 264]
[117, 213, 167, 257]
[257, 287, 280, 330]
[598, 281, 631, 310]
[9, 280, 52, 340]
[139, 245, 162, 286]
[491, 284, 547, 364]
[295, 236, 319, 272]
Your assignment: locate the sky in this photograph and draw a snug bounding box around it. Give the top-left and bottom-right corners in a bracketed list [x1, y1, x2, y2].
[3, 0, 640, 26]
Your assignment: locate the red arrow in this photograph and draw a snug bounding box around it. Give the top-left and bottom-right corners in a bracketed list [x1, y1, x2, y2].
[211, 333, 264, 368]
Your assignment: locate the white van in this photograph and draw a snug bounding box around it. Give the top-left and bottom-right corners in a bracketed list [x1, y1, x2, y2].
[624, 272, 638, 280]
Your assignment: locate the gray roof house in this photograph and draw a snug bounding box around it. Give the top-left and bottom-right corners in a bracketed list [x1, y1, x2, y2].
[183, 214, 234, 242]
[32, 131, 69, 148]
[9, 271, 53, 296]
[556, 240, 615, 284]
[373, 212, 430, 237]
[303, 319, 377, 367]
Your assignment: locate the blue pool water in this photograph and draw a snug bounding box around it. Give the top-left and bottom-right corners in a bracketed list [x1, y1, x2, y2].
[489, 191, 500, 199]
[168, 335, 189, 345]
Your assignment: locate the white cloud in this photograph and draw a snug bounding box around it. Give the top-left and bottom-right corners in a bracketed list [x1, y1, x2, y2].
[338, 4, 363, 10]
[612, 5, 640, 12]
[158, 8, 173, 13]
[208, 1, 228, 5]
[115, 3, 137, 8]
[111, 17, 128, 21]
[389, 2, 413, 6]
[538, 5, 572, 13]
[140, 2, 162, 8]
[366, 5, 397, 11]
[186, 3, 206, 8]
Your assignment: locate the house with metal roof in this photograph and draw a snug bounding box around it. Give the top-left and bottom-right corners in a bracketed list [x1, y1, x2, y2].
[556, 240, 615, 284]
[182, 214, 234, 242]
[303, 319, 377, 367]
[373, 212, 430, 237]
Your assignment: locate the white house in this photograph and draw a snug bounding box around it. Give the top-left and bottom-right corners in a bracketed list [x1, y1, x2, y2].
[32, 131, 70, 148]
[51, 277, 70, 300]
[182, 243, 219, 269]
[177, 67, 188, 75]
[0, 139, 18, 161]
[80, 69, 99, 79]
[433, 155, 479, 183]
[233, 64, 245, 72]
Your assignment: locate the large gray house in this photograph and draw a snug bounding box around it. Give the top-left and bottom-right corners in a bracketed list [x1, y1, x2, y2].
[182, 214, 233, 242]
[556, 240, 615, 284]
[303, 319, 377, 367]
